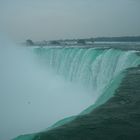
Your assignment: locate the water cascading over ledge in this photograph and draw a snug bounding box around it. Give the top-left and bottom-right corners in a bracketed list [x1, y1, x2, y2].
[13, 48, 140, 140]
[34, 48, 140, 107]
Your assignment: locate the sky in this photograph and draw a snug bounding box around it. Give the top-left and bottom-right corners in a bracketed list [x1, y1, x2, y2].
[0, 0, 140, 41]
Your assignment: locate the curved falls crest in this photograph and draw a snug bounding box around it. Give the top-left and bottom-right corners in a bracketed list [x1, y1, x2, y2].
[9, 47, 140, 140]
[35, 48, 140, 105]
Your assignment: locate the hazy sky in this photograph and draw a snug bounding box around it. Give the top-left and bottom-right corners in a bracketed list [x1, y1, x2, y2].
[0, 0, 140, 41]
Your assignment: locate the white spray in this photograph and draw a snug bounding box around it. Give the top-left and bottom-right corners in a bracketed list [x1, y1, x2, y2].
[0, 39, 93, 140]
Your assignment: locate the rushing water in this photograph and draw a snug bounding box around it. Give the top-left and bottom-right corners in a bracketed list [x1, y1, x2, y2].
[0, 43, 140, 140]
[34, 47, 140, 105]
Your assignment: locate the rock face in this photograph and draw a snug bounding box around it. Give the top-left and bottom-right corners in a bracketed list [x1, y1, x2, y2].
[33, 66, 140, 140]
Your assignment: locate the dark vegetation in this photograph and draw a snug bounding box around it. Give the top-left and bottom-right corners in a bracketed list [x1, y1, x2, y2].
[25, 36, 140, 47]
[26, 39, 34, 46]
[77, 39, 86, 45]
[94, 36, 140, 42]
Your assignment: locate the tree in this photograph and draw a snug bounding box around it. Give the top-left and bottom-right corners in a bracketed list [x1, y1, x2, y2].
[26, 39, 34, 46]
[77, 39, 86, 45]
[50, 40, 61, 45]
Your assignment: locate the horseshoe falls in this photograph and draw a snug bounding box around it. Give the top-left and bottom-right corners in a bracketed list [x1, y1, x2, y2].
[11, 47, 140, 140]
[1, 45, 140, 140]
[34, 48, 140, 109]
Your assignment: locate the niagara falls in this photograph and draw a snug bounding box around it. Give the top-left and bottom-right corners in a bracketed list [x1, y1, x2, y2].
[0, 0, 140, 140]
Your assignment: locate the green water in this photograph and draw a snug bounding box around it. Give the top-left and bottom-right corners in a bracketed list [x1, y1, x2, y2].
[13, 48, 140, 140]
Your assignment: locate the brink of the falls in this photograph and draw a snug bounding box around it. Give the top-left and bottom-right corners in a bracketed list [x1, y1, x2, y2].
[10, 47, 140, 140]
[0, 37, 140, 140]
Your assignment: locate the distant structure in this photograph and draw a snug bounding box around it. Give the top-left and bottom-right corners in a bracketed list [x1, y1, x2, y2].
[24, 36, 140, 47]
[26, 39, 34, 46]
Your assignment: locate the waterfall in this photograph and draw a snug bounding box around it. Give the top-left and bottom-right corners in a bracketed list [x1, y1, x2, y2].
[2, 46, 140, 140]
[34, 48, 140, 104]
